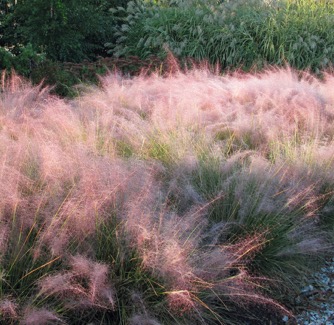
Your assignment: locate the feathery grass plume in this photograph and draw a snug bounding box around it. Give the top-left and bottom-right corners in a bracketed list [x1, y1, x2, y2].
[129, 314, 162, 325]
[76, 75, 150, 158]
[80, 69, 223, 151]
[0, 70, 50, 121]
[218, 68, 329, 153]
[38, 255, 115, 311]
[34, 157, 161, 256]
[0, 74, 80, 228]
[122, 176, 206, 289]
[166, 290, 196, 315]
[0, 223, 9, 263]
[320, 72, 334, 105]
[165, 155, 204, 213]
[0, 298, 18, 321]
[0, 142, 28, 225]
[21, 307, 63, 325]
[71, 255, 115, 307]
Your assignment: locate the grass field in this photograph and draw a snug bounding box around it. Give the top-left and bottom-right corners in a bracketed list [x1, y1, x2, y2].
[0, 66, 333, 324]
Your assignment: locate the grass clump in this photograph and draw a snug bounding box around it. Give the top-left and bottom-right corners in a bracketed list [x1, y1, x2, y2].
[0, 66, 334, 324]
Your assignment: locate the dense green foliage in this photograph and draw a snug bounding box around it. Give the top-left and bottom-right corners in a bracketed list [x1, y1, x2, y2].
[110, 0, 334, 72]
[0, 0, 132, 95]
[0, 0, 117, 62]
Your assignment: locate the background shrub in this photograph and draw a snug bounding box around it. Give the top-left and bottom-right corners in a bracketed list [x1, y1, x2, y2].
[109, 0, 334, 72]
[0, 0, 131, 64]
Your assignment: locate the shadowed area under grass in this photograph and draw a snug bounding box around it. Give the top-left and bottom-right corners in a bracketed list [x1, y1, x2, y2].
[0, 67, 333, 324]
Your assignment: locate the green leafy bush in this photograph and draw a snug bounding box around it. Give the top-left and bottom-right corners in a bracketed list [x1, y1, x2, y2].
[0, 44, 46, 77]
[0, 0, 123, 63]
[0, 48, 12, 71]
[13, 0, 114, 62]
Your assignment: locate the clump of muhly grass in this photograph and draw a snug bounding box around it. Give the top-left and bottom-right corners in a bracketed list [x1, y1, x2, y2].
[120, 180, 297, 322]
[0, 67, 334, 324]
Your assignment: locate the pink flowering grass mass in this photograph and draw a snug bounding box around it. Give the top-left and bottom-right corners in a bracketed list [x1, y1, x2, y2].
[0, 66, 333, 324]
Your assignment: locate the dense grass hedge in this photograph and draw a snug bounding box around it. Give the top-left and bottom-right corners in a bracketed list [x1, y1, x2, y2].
[109, 0, 334, 72]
